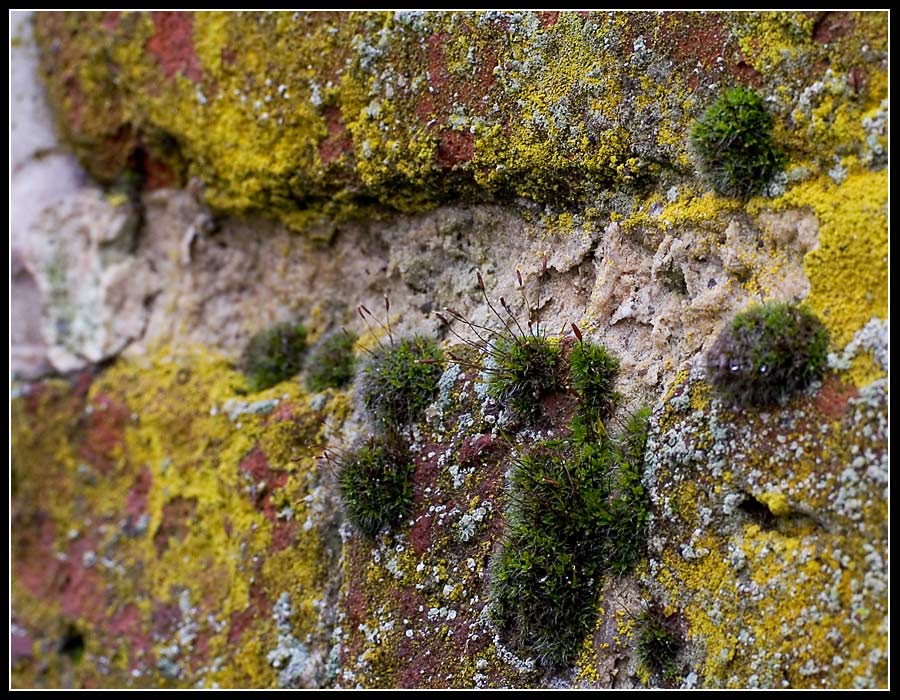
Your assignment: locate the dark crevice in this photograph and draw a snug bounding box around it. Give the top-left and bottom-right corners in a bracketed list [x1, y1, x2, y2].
[737, 493, 828, 535]
[738, 495, 777, 530]
[658, 261, 688, 295]
[59, 625, 85, 663]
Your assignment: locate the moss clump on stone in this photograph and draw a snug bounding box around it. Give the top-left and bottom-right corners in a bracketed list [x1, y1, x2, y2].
[691, 86, 786, 198]
[358, 336, 443, 428]
[305, 330, 357, 392]
[706, 302, 829, 406]
[336, 432, 414, 538]
[489, 409, 651, 667]
[603, 407, 652, 571]
[636, 605, 682, 684]
[490, 440, 612, 666]
[240, 321, 308, 392]
[488, 334, 564, 419]
[569, 339, 621, 427]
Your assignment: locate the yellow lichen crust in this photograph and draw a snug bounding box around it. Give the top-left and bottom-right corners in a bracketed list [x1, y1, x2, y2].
[31, 12, 887, 233]
[644, 367, 888, 688]
[11, 348, 344, 688]
[766, 170, 888, 350]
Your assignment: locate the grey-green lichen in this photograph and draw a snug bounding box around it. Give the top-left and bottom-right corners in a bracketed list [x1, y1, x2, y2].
[642, 363, 887, 688]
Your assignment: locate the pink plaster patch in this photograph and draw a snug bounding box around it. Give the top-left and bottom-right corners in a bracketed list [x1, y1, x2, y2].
[437, 130, 475, 169]
[153, 496, 198, 555]
[815, 374, 859, 420]
[271, 520, 299, 551]
[270, 400, 297, 423]
[13, 512, 62, 600]
[426, 33, 452, 90]
[80, 392, 131, 474]
[59, 538, 106, 624]
[459, 434, 499, 467]
[142, 155, 181, 190]
[239, 446, 290, 525]
[11, 627, 34, 665]
[102, 11, 121, 31]
[147, 12, 203, 84]
[126, 468, 153, 519]
[152, 600, 182, 639]
[227, 577, 270, 644]
[410, 514, 433, 557]
[108, 604, 141, 638]
[539, 12, 560, 28]
[318, 106, 354, 166]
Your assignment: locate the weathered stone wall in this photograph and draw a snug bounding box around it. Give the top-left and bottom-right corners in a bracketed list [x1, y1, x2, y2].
[11, 11, 888, 689]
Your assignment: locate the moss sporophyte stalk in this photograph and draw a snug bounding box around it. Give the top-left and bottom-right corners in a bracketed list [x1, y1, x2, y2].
[330, 301, 444, 537]
[432, 277, 652, 666]
[322, 268, 653, 668]
[488, 335, 563, 419]
[436, 266, 566, 422]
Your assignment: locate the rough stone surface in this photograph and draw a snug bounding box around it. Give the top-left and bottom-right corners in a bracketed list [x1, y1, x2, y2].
[17, 187, 819, 407]
[10, 10, 87, 378]
[11, 10, 888, 690]
[20, 191, 159, 373]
